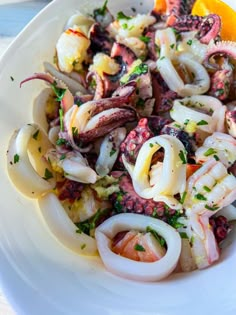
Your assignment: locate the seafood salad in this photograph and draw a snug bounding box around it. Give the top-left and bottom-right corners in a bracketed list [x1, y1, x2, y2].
[7, 0, 236, 282]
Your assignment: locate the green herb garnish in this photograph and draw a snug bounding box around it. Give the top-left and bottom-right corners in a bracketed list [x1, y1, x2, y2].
[14, 154, 20, 164]
[93, 0, 108, 17]
[180, 191, 187, 204]
[32, 129, 40, 140]
[197, 120, 208, 126]
[203, 186, 211, 192]
[134, 244, 146, 252]
[56, 138, 67, 146]
[139, 35, 151, 43]
[194, 193, 207, 201]
[72, 126, 78, 137]
[117, 11, 132, 20]
[43, 168, 53, 180]
[51, 81, 66, 101]
[204, 148, 217, 157]
[180, 232, 188, 239]
[59, 108, 64, 131]
[146, 226, 166, 247]
[110, 148, 117, 157]
[187, 39, 193, 46]
[205, 204, 219, 211]
[179, 150, 187, 164]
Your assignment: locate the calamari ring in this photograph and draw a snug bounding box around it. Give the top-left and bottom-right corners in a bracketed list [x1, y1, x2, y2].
[171, 95, 226, 133]
[157, 53, 210, 97]
[123, 135, 186, 201]
[7, 124, 55, 198]
[95, 213, 181, 282]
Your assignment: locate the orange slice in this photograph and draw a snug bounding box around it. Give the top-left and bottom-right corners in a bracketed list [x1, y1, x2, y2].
[152, 0, 167, 15]
[192, 0, 236, 41]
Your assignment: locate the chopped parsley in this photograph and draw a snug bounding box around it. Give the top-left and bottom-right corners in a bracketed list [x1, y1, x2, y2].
[38, 147, 42, 153]
[205, 204, 219, 211]
[179, 232, 188, 239]
[149, 143, 154, 148]
[134, 244, 145, 252]
[197, 120, 208, 126]
[179, 150, 187, 164]
[203, 148, 217, 157]
[10, 76, 14, 81]
[136, 98, 145, 109]
[75, 99, 83, 107]
[94, 0, 108, 17]
[59, 108, 64, 131]
[213, 155, 220, 161]
[59, 154, 66, 160]
[187, 39, 193, 46]
[180, 191, 187, 204]
[170, 43, 175, 49]
[109, 148, 117, 157]
[43, 168, 53, 180]
[217, 88, 224, 96]
[194, 193, 207, 201]
[14, 154, 20, 164]
[117, 11, 132, 20]
[160, 56, 165, 60]
[81, 244, 86, 250]
[72, 126, 79, 137]
[122, 23, 128, 29]
[32, 129, 40, 140]
[132, 63, 148, 76]
[146, 226, 166, 247]
[203, 186, 211, 192]
[56, 138, 67, 146]
[139, 35, 151, 43]
[166, 210, 184, 229]
[51, 81, 66, 102]
[76, 208, 110, 236]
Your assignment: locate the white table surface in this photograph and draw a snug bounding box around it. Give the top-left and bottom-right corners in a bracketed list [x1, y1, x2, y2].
[0, 2, 50, 313]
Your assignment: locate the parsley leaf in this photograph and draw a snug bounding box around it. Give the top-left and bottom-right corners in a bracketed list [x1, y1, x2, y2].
[32, 129, 40, 140]
[51, 81, 66, 101]
[179, 150, 187, 164]
[117, 11, 132, 20]
[204, 148, 217, 157]
[14, 154, 20, 164]
[43, 168, 53, 180]
[197, 120, 208, 126]
[134, 244, 146, 252]
[139, 35, 151, 43]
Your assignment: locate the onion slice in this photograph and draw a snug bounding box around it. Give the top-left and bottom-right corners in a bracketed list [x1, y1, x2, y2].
[38, 193, 98, 256]
[95, 213, 181, 282]
[7, 124, 55, 198]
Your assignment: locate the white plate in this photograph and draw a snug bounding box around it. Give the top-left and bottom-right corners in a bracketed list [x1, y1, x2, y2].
[1, 0, 236, 314]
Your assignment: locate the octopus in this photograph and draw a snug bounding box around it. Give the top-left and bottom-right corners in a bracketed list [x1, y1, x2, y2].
[171, 14, 221, 44]
[109, 172, 176, 219]
[120, 118, 154, 164]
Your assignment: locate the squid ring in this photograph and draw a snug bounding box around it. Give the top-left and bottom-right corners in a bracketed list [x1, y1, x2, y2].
[95, 213, 182, 282]
[7, 124, 55, 198]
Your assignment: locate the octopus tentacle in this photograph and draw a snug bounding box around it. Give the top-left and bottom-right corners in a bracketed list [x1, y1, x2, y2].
[205, 40, 236, 62]
[172, 14, 221, 44]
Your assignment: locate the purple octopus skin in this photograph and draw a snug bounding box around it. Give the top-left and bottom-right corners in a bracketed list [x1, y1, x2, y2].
[57, 179, 84, 202]
[204, 40, 236, 63]
[152, 73, 178, 113]
[110, 172, 176, 218]
[111, 42, 136, 68]
[77, 83, 137, 143]
[79, 114, 136, 143]
[209, 68, 233, 101]
[152, 0, 197, 24]
[209, 215, 231, 243]
[120, 118, 154, 164]
[148, 116, 171, 135]
[87, 71, 105, 100]
[171, 14, 221, 44]
[90, 23, 114, 54]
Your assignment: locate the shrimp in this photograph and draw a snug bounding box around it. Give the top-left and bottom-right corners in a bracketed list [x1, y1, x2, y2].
[182, 158, 236, 268]
[56, 27, 90, 73]
[195, 132, 236, 168]
[112, 230, 166, 262]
